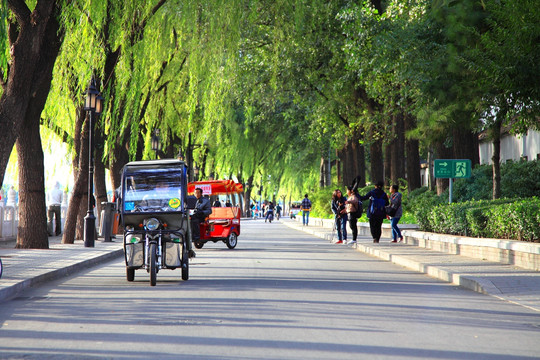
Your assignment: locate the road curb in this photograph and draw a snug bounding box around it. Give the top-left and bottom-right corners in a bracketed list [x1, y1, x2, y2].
[0, 248, 123, 302]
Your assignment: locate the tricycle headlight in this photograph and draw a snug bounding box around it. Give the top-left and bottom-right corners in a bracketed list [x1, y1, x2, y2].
[144, 218, 161, 231]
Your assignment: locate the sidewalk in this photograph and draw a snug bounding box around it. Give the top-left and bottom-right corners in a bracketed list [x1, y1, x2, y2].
[0, 235, 123, 302]
[282, 218, 540, 313]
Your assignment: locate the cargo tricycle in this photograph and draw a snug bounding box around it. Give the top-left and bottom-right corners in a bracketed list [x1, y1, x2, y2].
[119, 159, 191, 286]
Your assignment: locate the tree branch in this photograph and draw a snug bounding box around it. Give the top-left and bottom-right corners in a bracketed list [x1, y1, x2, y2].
[7, 0, 30, 25]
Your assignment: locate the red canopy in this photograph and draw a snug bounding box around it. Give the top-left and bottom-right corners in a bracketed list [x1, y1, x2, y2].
[188, 180, 243, 195]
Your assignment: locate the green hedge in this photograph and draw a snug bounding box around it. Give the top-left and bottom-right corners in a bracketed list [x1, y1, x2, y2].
[419, 197, 540, 242]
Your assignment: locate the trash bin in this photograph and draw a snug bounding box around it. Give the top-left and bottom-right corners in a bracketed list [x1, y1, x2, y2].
[100, 202, 116, 242]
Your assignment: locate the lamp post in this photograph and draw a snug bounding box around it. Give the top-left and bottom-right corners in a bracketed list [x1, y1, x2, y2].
[83, 77, 104, 248]
[151, 129, 161, 159]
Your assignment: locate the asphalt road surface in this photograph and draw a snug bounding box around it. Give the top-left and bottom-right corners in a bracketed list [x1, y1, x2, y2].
[1, 221, 539, 359]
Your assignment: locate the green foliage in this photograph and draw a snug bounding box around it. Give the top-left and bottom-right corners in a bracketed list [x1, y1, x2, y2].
[308, 187, 335, 219]
[416, 197, 540, 242]
[452, 160, 540, 201]
[501, 160, 540, 198]
[483, 198, 540, 242]
[407, 187, 444, 231]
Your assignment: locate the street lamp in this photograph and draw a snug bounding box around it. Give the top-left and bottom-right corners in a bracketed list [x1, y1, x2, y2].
[151, 129, 161, 159]
[83, 77, 104, 248]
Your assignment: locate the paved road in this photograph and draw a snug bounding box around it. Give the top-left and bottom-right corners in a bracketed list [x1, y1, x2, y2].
[0, 221, 539, 359]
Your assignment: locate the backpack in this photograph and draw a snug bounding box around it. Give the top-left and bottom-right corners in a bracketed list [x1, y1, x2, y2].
[368, 196, 386, 218]
[354, 200, 363, 218]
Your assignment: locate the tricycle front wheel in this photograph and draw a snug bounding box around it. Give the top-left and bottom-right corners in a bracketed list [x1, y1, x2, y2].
[149, 243, 157, 286]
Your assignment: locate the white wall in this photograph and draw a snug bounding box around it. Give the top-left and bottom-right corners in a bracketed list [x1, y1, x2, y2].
[479, 129, 540, 164]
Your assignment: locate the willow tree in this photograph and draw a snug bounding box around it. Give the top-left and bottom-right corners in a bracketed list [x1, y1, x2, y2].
[0, 0, 65, 249]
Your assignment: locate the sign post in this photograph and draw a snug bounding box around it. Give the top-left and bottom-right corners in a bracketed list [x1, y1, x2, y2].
[434, 159, 472, 203]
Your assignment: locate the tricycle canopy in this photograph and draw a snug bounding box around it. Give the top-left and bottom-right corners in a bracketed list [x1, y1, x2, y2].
[187, 179, 243, 196]
[120, 160, 188, 226]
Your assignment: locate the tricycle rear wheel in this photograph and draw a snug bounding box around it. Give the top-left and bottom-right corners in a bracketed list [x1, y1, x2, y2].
[226, 232, 238, 249]
[126, 268, 135, 282]
[194, 242, 204, 249]
[181, 246, 189, 281]
[149, 243, 157, 286]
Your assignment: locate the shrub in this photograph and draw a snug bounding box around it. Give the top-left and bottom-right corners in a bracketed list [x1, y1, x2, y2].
[422, 197, 540, 242]
[408, 188, 445, 231]
[452, 159, 540, 201]
[484, 198, 540, 242]
[501, 160, 540, 198]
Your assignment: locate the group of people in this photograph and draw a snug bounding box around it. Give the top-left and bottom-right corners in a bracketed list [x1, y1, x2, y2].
[251, 202, 282, 222]
[331, 180, 403, 245]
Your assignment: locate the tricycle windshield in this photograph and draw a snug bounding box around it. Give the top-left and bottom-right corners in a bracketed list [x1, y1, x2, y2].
[122, 166, 184, 213]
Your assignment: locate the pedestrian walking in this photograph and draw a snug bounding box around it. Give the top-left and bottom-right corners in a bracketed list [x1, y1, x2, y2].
[265, 201, 275, 222]
[360, 180, 389, 243]
[331, 189, 348, 244]
[301, 194, 312, 226]
[388, 184, 403, 243]
[47, 182, 63, 236]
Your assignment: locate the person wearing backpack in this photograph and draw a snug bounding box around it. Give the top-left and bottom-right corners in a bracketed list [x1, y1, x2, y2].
[301, 194, 312, 226]
[360, 180, 389, 243]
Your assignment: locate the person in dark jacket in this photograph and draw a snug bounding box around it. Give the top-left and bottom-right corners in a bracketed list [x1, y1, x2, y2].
[359, 181, 389, 243]
[331, 189, 347, 244]
[190, 188, 212, 257]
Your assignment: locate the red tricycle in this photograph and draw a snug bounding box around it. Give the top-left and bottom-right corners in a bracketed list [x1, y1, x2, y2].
[188, 180, 242, 249]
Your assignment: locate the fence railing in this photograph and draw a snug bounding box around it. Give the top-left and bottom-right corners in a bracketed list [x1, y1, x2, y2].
[0, 205, 18, 240]
[0, 204, 68, 241]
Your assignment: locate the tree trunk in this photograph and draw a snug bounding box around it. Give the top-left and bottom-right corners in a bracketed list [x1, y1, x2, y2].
[453, 127, 480, 166]
[370, 139, 384, 184]
[354, 140, 366, 188]
[15, 113, 48, 249]
[12, 2, 63, 249]
[340, 143, 351, 187]
[62, 110, 89, 244]
[435, 140, 453, 195]
[94, 129, 108, 229]
[336, 149, 342, 185]
[427, 147, 435, 191]
[0, 1, 58, 185]
[384, 142, 392, 186]
[491, 119, 503, 200]
[109, 128, 131, 191]
[390, 112, 406, 185]
[243, 174, 254, 217]
[76, 194, 91, 241]
[404, 114, 421, 192]
[319, 156, 326, 188]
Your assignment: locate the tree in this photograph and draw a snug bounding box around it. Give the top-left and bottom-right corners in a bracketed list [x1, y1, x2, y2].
[0, 0, 63, 248]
